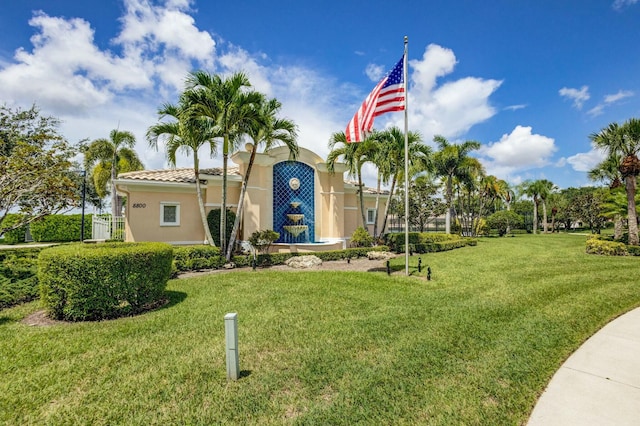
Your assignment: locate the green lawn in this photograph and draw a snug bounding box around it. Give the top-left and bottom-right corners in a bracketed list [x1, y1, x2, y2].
[1, 234, 639, 425]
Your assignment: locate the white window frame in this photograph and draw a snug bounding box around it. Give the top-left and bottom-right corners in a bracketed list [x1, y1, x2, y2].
[160, 202, 181, 226]
[366, 208, 376, 225]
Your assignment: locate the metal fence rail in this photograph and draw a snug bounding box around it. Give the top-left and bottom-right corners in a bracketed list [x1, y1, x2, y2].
[91, 215, 125, 241]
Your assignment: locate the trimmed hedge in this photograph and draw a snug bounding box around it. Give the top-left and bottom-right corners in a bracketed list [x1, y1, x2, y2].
[30, 214, 92, 243]
[233, 246, 391, 268]
[1, 214, 27, 244]
[172, 244, 391, 273]
[38, 242, 173, 321]
[385, 232, 476, 253]
[585, 236, 628, 256]
[173, 245, 224, 272]
[0, 247, 43, 309]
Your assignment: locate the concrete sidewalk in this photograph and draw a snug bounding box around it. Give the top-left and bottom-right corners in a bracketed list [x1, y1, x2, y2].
[528, 307, 640, 425]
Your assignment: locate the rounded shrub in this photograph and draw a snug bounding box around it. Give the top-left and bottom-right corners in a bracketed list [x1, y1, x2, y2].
[350, 227, 374, 248]
[38, 242, 173, 321]
[207, 208, 236, 247]
[1, 214, 27, 245]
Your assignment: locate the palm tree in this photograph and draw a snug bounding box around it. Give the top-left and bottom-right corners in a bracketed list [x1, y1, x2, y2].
[538, 179, 556, 233]
[185, 71, 262, 255]
[590, 118, 640, 245]
[327, 132, 378, 230]
[589, 153, 625, 239]
[432, 136, 481, 234]
[521, 179, 554, 234]
[147, 95, 218, 247]
[377, 127, 430, 236]
[225, 95, 298, 260]
[84, 129, 143, 221]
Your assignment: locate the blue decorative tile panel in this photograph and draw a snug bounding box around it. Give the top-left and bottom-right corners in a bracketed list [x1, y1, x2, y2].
[273, 161, 315, 243]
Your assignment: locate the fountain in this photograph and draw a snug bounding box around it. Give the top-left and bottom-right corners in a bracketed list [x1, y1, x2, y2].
[282, 201, 309, 243]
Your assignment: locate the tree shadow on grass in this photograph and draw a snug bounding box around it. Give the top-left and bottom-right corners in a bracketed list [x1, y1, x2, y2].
[156, 290, 187, 312]
[0, 316, 13, 326]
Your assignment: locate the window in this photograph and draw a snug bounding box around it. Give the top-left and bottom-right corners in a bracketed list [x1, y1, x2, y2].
[366, 208, 376, 224]
[160, 202, 180, 226]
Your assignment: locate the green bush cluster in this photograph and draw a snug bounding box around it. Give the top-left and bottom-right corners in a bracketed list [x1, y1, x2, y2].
[173, 245, 224, 272]
[350, 227, 374, 247]
[38, 242, 173, 321]
[248, 229, 280, 254]
[232, 246, 391, 268]
[1, 214, 27, 244]
[207, 209, 236, 247]
[486, 211, 524, 236]
[0, 247, 43, 309]
[585, 236, 628, 256]
[385, 232, 471, 253]
[30, 214, 92, 243]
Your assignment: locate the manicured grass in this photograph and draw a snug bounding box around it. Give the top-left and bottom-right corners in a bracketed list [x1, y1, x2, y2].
[1, 234, 639, 424]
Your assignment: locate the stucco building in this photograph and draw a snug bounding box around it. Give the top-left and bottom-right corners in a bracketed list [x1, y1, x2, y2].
[114, 146, 388, 252]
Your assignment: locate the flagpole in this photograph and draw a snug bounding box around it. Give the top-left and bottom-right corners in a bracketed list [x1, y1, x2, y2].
[403, 36, 409, 276]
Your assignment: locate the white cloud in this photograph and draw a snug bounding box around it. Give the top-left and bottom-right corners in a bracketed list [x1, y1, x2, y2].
[380, 44, 501, 144]
[559, 86, 590, 109]
[365, 63, 384, 82]
[477, 125, 557, 178]
[504, 104, 527, 111]
[566, 148, 607, 172]
[587, 104, 605, 117]
[588, 89, 634, 117]
[0, 6, 503, 188]
[613, 0, 639, 10]
[604, 90, 634, 103]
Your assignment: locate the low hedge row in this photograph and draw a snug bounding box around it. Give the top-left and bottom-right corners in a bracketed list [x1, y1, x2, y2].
[173, 245, 224, 272]
[39, 242, 173, 321]
[384, 232, 461, 252]
[1, 214, 28, 244]
[395, 238, 477, 254]
[0, 247, 43, 309]
[30, 214, 92, 243]
[233, 246, 391, 268]
[385, 232, 476, 253]
[586, 235, 640, 256]
[172, 245, 392, 272]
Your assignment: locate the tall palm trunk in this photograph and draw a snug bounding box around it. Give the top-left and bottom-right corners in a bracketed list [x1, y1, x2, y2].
[625, 175, 639, 245]
[614, 214, 624, 240]
[532, 199, 539, 234]
[445, 176, 453, 234]
[221, 136, 230, 255]
[111, 154, 118, 236]
[194, 158, 216, 246]
[357, 171, 368, 231]
[379, 175, 397, 235]
[226, 146, 257, 260]
[542, 201, 548, 233]
[373, 173, 382, 238]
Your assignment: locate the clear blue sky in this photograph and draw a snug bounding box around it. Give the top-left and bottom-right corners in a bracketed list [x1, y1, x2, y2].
[1, 0, 639, 190]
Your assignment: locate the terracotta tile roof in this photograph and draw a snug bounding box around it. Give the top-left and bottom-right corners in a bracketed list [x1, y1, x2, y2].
[343, 179, 390, 195]
[118, 167, 387, 193]
[117, 167, 240, 183]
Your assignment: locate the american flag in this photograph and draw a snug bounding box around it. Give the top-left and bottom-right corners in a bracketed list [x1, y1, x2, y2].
[345, 55, 405, 143]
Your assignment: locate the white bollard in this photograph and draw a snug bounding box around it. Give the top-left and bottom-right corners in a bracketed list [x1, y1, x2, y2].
[225, 312, 239, 380]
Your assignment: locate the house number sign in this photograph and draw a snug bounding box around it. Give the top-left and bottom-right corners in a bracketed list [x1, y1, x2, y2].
[132, 203, 146, 208]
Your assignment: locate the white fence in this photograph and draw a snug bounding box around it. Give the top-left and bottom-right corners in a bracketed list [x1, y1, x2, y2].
[91, 215, 125, 241]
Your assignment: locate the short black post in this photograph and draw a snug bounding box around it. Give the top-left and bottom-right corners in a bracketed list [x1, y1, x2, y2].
[427, 266, 431, 281]
[386, 260, 391, 275]
[347, 257, 351, 264]
[251, 257, 257, 271]
[418, 257, 422, 273]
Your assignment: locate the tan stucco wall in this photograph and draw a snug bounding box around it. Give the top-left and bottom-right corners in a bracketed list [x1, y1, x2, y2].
[120, 183, 206, 244]
[116, 146, 388, 246]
